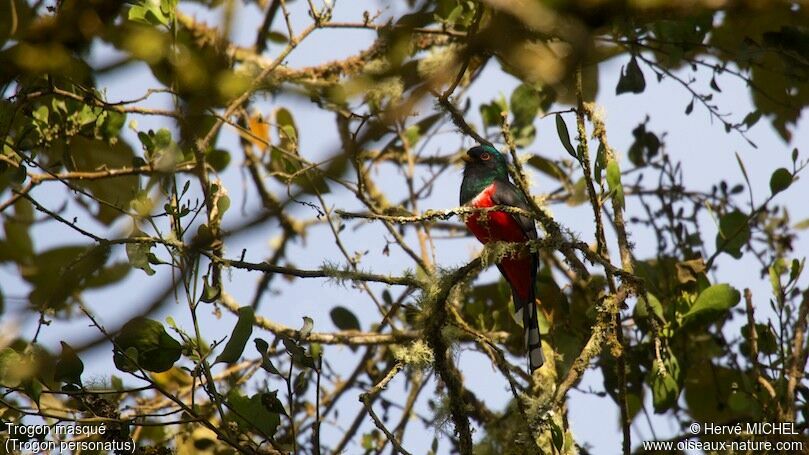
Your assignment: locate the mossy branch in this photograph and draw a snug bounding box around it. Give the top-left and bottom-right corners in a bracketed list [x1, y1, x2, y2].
[422, 259, 483, 454]
[573, 67, 631, 455]
[211, 255, 423, 287]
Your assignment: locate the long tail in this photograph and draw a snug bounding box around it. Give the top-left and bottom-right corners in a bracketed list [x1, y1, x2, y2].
[514, 294, 544, 372]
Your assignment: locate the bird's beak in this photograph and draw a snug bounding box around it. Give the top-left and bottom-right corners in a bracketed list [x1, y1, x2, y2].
[461, 153, 472, 163]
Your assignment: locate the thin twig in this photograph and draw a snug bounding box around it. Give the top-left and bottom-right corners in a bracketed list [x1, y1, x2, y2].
[359, 363, 413, 455]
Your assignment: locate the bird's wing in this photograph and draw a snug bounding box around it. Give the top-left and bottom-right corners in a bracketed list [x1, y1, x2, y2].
[491, 179, 538, 240]
[492, 179, 544, 371]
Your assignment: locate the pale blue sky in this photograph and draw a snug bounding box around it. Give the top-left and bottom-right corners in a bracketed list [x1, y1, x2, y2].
[2, 1, 806, 454]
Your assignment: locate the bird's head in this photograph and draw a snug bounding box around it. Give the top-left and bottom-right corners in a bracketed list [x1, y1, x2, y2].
[462, 144, 509, 179]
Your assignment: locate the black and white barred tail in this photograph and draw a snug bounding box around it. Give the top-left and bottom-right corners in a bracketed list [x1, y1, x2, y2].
[514, 294, 544, 372]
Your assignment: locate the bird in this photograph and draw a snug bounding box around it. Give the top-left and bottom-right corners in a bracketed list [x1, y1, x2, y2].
[460, 144, 544, 372]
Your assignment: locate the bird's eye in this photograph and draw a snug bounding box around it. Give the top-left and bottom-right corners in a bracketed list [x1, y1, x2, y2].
[480, 152, 491, 161]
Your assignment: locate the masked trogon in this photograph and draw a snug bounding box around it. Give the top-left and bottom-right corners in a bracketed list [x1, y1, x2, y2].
[460, 144, 544, 372]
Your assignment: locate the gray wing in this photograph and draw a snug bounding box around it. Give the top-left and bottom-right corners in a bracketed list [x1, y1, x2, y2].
[491, 179, 538, 241]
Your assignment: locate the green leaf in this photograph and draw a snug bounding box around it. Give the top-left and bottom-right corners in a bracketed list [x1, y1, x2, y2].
[217, 194, 231, 218]
[160, 0, 177, 13]
[606, 158, 624, 208]
[742, 110, 761, 129]
[261, 390, 288, 417]
[128, 5, 151, 25]
[206, 149, 231, 172]
[111, 375, 124, 391]
[769, 262, 782, 297]
[616, 56, 646, 95]
[715, 210, 750, 259]
[649, 354, 679, 413]
[266, 108, 329, 195]
[126, 236, 155, 276]
[362, 432, 380, 450]
[153, 128, 172, 149]
[293, 371, 308, 394]
[22, 378, 42, 406]
[650, 15, 712, 62]
[330, 306, 361, 331]
[594, 143, 606, 182]
[740, 323, 777, 357]
[26, 244, 111, 310]
[54, 341, 84, 386]
[509, 84, 540, 127]
[140, 128, 182, 170]
[32, 104, 49, 123]
[128, 0, 170, 26]
[550, 421, 564, 451]
[512, 123, 536, 147]
[300, 316, 314, 338]
[789, 258, 804, 285]
[684, 365, 744, 422]
[254, 338, 281, 375]
[309, 343, 322, 370]
[97, 110, 126, 140]
[650, 366, 678, 413]
[527, 155, 568, 184]
[0, 347, 22, 387]
[0, 199, 34, 263]
[12, 163, 26, 183]
[445, 4, 463, 25]
[403, 124, 421, 148]
[710, 76, 721, 92]
[565, 177, 588, 207]
[735, 152, 751, 189]
[199, 275, 220, 303]
[634, 292, 665, 323]
[227, 390, 280, 437]
[195, 223, 215, 248]
[479, 96, 507, 129]
[69, 136, 140, 225]
[627, 123, 660, 166]
[626, 392, 644, 422]
[282, 336, 315, 369]
[275, 107, 298, 152]
[555, 114, 577, 160]
[113, 317, 182, 373]
[83, 262, 131, 288]
[215, 306, 255, 364]
[675, 258, 706, 284]
[682, 284, 741, 326]
[728, 389, 750, 413]
[266, 31, 288, 44]
[769, 167, 792, 195]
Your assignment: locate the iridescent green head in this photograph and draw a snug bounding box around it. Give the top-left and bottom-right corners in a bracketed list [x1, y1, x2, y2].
[463, 144, 508, 176]
[460, 144, 510, 204]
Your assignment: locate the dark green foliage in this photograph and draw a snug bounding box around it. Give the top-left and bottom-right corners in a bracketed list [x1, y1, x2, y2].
[54, 341, 84, 386]
[214, 306, 255, 364]
[113, 317, 182, 373]
[616, 56, 646, 95]
[1, 1, 807, 453]
[329, 306, 361, 331]
[555, 114, 578, 160]
[227, 390, 281, 438]
[716, 210, 751, 259]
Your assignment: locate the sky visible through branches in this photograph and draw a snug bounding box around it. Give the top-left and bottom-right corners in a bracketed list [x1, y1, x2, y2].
[0, 1, 807, 454]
